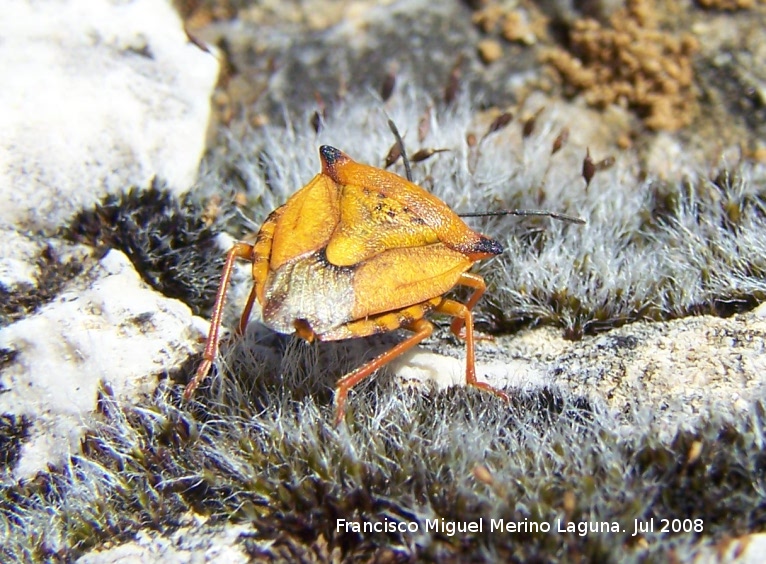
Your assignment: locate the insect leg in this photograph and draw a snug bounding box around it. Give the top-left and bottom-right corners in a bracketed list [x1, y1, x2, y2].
[243, 206, 283, 335]
[333, 318, 433, 425]
[237, 286, 258, 337]
[184, 242, 254, 400]
[436, 298, 509, 402]
[449, 272, 487, 339]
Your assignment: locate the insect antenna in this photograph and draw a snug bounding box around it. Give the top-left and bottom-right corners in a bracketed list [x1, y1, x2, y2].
[458, 209, 585, 224]
[387, 118, 584, 225]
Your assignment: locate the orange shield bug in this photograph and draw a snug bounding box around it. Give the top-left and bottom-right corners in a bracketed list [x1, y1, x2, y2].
[184, 145, 581, 424]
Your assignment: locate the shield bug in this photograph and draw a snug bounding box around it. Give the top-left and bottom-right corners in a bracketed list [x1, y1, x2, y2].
[184, 144, 582, 424]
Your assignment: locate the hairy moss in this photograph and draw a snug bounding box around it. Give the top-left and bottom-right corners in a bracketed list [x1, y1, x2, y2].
[66, 181, 225, 316]
[481, 166, 766, 337]
[1, 368, 764, 561]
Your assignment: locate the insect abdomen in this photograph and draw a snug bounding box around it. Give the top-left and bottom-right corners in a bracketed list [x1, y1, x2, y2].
[262, 251, 355, 336]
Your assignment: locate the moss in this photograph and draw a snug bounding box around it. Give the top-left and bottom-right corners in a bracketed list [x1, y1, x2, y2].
[66, 181, 225, 316]
[482, 161, 766, 337]
[2, 350, 764, 561]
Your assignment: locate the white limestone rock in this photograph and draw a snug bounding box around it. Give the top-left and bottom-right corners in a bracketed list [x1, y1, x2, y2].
[392, 309, 766, 435]
[693, 533, 766, 564]
[0, 0, 219, 233]
[0, 250, 206, 478]
[76, 522, 253, 564]
[0, 229, 44, 290]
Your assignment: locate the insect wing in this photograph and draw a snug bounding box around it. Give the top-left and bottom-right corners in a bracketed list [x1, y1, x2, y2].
[351, 243, 473, 318]
[320, 146, 500, 261]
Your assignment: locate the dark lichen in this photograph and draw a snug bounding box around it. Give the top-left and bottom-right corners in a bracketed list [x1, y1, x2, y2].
[0, 348, 18, 375]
